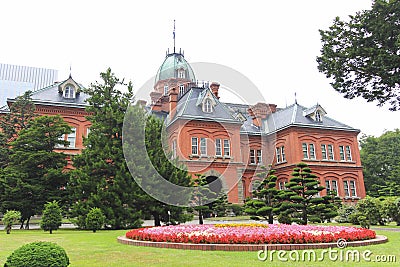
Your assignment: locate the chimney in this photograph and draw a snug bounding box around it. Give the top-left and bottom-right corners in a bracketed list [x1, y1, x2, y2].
[247, 107, 261, 127]
[210, 82, 220, 99]
[137, 100, 147, 107]
[169, 86, 178, 119]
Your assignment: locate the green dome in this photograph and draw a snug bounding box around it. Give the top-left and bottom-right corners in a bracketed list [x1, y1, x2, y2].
[155, 52, 196, 83]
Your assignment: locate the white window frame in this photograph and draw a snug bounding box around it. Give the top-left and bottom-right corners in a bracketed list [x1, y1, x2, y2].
[215, 139, 222, 156]
[321, 144, 327, 160]
[179, 85, 185, 96]
[200, 137, 207, 156]
[325, 180, 338, 196]
[345, 146, 352, 161]
[256, 149, 262, 164]
[281, 146, 286, 162]
[250, 149, 256, 164]
[315, 111, 322, 122]
[349, 180, 357, 196]
[276, 147, 281, 163]
[67, 127, 76, 148]
[339, 145, 345, 161]
[309, 144, 316, 159]
[178, 69, 185, 79]
[223, 139, 230, 157]
[172, 139, 177, 159]
[164, 85, 169, 96]
[63, 85, 75, 98]
[343, 181, 350, 197]
[204, 98, 213, 113]
[328, 144, 334, 160]
[191, 137, 198, 155]
[302, 143, 309, 159]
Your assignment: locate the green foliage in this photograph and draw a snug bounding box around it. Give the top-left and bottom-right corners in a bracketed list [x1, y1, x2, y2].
[360, 130, 400, 197]
[192, 174, 217, 224]
[335, 204, 357, 223]
[69, 69, 143, 229]
[40, 201, 62, 234]
[85, 208, 106, 233]
[2, 210, 21, 234]
[381, 197, 400, 226]
[356, 196, 386, 225]
[228, 204, 243, 216]
[277, 162, 334, 225]
[0, 115, 71, 228]
[4, 241, 69, 267]
[244, 167, 280, 224]
[317, 0, 400, 110]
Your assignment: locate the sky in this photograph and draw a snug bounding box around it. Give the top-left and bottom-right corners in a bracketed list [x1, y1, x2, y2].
[1, 0, 398, 137]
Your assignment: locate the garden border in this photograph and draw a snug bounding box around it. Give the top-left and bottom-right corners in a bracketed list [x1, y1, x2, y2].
[117, 235, 387, 251]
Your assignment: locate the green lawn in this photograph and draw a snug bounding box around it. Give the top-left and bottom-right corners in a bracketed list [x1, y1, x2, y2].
[0, 228, 398, 267]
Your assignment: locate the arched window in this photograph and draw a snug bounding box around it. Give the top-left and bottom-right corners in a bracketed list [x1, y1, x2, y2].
[178, 69, 185, 78]
[63, 85, 75, 98]
[164, 85, 169, 96]
[315, 111, 322, 122]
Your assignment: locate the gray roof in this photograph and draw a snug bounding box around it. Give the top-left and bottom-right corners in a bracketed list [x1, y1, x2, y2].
[265, 103, 359, 133]
[168, 87, 242, 125]
[7, 77, 90, 109]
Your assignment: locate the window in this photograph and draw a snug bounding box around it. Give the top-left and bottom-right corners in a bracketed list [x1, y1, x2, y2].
[321, 144, 327, 160]
[350, 180, 357, 196]
[309, 144, 316, 159]
[223, 139, 230, 157]
[278, 180, 287, 190]
[67, 127, 76, 148]
[200, 138, 207, 156]
[178, 69, 185, 78]
[345, 146, 352, 161]
[172, 140, 177, 159]
[250, 149, 256, 164]
[339, 146, 345, 161]
[327, 144, 334, 160]
[204, 98, 213, 113]
[191, 137, 198, 155]
[63, 85, 75, 98]
[179, 85, 185, 96]
[315, 111, 322, 122]
[343, 180, 357, 197]
[256, 150, 262, 164]
[215, 139, 222, 156]
[276, 146, 286, 163]
[164, 85, 168, 96]
[250, 149, 262, 164]
[325, 180, 338, 196]
[302, 143, 309, 159]
[302, 143, 315, 159]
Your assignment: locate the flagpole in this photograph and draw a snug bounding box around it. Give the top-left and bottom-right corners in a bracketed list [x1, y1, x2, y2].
[173, 19, 176, 53]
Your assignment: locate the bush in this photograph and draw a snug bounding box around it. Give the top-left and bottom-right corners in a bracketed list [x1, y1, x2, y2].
[2, 210, 21, 234]
[335, 204, 356, 223]
[40, 201, 62, 234]
[4, 241, 69, 267]
[229, 204, 244, 216]
[85, 207, 105, 233]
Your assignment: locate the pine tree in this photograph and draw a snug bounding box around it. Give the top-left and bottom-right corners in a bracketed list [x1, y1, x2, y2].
[277, 162, 327, 225]
[1, 115, 71, 228]
[40, 201, 63, 234]
[244, 167, 281, 224]
[69, 68, 143, 230]
[192, 174, 218, 224]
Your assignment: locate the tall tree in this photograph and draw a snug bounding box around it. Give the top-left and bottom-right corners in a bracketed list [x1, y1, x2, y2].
[277, 162, 327, 225]
[360, 129, 400, 196]
[317, 0, 400, 110]
[69, 68, 143, 230]
[244, 167, 281, 224]
[141, 115, 193, 226]
[0, 115, 71, 228]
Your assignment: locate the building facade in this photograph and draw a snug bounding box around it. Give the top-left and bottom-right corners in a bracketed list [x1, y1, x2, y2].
[149, 50, 366, 204]
[1, 49, 366, 204]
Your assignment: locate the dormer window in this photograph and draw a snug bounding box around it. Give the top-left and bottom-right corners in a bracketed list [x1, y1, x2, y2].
[179, 85, 185, 96]
[315, 111, 322, 122]
[204, 98, 213, 113]
[64, 85, 75, 98]
[164, 85, 169, 96]
[178, 69, 185, 79]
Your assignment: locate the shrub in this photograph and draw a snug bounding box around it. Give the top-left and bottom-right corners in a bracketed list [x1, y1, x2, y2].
[229, 204, 243, 216]
[85, 207, 105, 233]
[335, 204, 356, 223]
[4, 241, 69, 267]
[40, 201, 62, 234]
[2, 210, 21, 234]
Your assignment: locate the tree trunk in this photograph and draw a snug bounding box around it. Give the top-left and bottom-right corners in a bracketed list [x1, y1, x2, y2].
[6, 226, 11, 234]
[154, 213, 161, 226]
[50, 229, 53, 234]
[20, 220, 24, 229]
[199, 210, 204, 225]
[302, 207, 307, 225]
[24, 217, 30, 229]
[268, 213, 274, 224]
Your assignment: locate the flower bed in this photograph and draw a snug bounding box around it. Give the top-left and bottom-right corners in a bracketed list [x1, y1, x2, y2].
[125, 224, 376, 245]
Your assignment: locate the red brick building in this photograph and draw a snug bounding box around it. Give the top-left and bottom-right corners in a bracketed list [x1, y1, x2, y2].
[149, 51, 366, 204]
[1, 50, 366, 204]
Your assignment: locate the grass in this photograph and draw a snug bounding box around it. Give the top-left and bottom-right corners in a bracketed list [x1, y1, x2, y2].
[0, 227, 399, 267]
